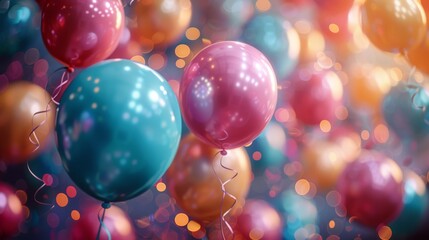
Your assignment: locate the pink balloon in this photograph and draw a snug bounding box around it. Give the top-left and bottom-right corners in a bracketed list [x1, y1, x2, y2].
[41, 0, 125, 68]
[180, 41, 278, 149]
[0, 182, 24, 238]
[287, 68, 343, 125]
[337, 150, 404, 228]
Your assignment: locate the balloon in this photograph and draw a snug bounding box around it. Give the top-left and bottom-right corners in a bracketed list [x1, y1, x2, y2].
[0, 0, 39, 57]
[0, 182, 24, 238]
[312, 0, 354, 13]
[317, 8, 352, 43]
[337, 150, 404, 228]
[0, 81, 55, 164]
[408, 3, 429, 75]
[71, 205, 136, 240]
[300, 140, 349, 191]
[235, 200, 282, 240]
[165, 134, 251, 224]
[180, 41, 278, 149]
[382, 83, 429, 140]
[108, 26, 142, 60]
[361, 0, 426, 53]
[132, 0, 192, 49]
[347, 66, 391, 114]
[191, 0, 254, 42]
[246, 122, 287, 172]
[240, 13, 300, 81]
[56, 59, 182, 202]
[389, 170, 428, 237]
[41, 0, 125, 68]
[288, 68, 343, 125]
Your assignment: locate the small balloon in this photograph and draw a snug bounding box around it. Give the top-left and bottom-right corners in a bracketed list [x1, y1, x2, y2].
[56, 59, 181, 202]
[389, 170, 428, 237]
[382, 83, 429, 140]
[0, 182, 24, 239]
[132, 0, 192, 48]
[241, 13, 299, 81]
[337, 150, 404, 228]
[180, 41, 278, 149]
[41, 0, 125, 68]
[287, 68, 343, 125]
[0, 81, 55, 164]
[165, 134, 251, 224]
[361, 0, 426, 53]
[71, 205, 136, 240]
[235, 200, 283, 240]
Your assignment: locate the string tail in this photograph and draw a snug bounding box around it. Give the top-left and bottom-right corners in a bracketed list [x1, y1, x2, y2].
[51, 67, 73, 105]
[26, 162, 55, 210]
[213, 150, 238, 240]
[96, 202, 112, 240]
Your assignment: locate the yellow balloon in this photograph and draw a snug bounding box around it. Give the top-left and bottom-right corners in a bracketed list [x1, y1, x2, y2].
[361, 0, 426, 52]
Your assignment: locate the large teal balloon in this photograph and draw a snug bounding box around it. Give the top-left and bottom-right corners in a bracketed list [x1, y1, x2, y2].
[56, 59, 182, 202]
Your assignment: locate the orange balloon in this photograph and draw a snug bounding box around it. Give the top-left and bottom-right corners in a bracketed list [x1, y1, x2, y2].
[0, 82, 55, 164]
[165, 134, 251, 224]
[361, 0, 426, 53]
[300, 140, 349, 191]
[132, 0, 192, 49]
[408, 2, 429, 75]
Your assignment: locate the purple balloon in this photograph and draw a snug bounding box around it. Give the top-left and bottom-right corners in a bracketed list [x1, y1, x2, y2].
[337, 150, 404, 228]
[180, 41, 278, 149]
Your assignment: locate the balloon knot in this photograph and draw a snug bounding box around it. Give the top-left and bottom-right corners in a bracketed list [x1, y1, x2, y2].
[220, 150, 227, 156]
[102, 202, 111, 209]
[67, 67, 75, 73]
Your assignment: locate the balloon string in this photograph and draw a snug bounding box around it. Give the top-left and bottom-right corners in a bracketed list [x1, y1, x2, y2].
[26, 162, 55, 210]
[96, 202, 112, 240]
[212, 150, 238, 240]
[51, 68, 73, 105]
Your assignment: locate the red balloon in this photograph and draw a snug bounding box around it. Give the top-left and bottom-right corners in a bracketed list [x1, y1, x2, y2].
[41, 0, 125, 68]
[312, 0, 354, 13]
[0, 182, 24, 238]
[236, 200, 282, 240]
[71, 205, 136, 240]
[337, 150, 404, 228]
[288, 68, 343, 125]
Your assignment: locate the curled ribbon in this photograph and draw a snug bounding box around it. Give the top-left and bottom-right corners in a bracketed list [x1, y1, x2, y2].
[96, 202, 112, 240]
[212, 150, 238, 240]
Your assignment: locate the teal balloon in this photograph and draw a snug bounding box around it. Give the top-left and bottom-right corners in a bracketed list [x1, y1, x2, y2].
[382, 83, 429, 140]
[0, 0, 38, 56]
[56, 59, 182, 202]
[389, 171, 428, 237]
[241, 13, 298, 81]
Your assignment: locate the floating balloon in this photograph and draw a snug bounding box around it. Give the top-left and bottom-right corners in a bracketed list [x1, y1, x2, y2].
[0, 81, 55, 164]
[56, 59, 181, 202]
[71, 205, 136, 240]
[235, 200, 282, 240]
[41, 0, 124, 68]
[132, 0, 192, 49]
[408, 3, 429, 76]
[337, 150, 404, 228]
[0, 0, 39, 57]
[180, 41, 278, 149]
[241, 14, 299, 81]
[165, 134, 251, 224]
[0, 182, 24, 239]
[288, 68, 343, 125]
[390, 170, 428, 237]
[382, 83, 429, 140]
[361, 0, 426, 53]
[312, 0, 354, 13]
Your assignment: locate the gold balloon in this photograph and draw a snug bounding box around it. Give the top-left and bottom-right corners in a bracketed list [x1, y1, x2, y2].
[0, 82, 55, 164]
[132, 0, 192, 48]
[408, 3, 429, 75]
[300, 141, 349, 191]
[165, 134, 251, 224]
[361, 0, 426, 52]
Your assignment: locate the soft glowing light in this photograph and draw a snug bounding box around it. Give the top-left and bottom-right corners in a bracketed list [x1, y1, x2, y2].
[361, 130, 370, 140]
[378, 226, 392, 240]
[148, 53, 165, 70]
[175, 44, 191, 58]
[156, 182, 167, 192]
[131, 55, 145, 64]
[374, 124, 389, 144]
[175, 213, 189, 227]
[66, 186, 77, 198]
[252, 151, 262, 161]
[249, 228, 264, 240]
[186, 27, 200, 40]
[256, 0, 271, 12]
[329, 220, 336, 228]
[329, 24, 340, 33]
[320, 120, 332, 133]
[56, 193, 68, 207]
[187, 220, 201, 232]
[295, 179, 311, 196]
[176, 59, 186, 68]
[71, 210, 80, 220]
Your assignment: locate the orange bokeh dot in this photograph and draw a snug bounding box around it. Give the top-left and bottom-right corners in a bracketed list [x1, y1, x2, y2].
[56, 193, 68, 207]
[66, 186, 77, 198]
[175, 213, 189, 227]
[156, 182, 167, 192]
[71, 210, 80, 221]
[148, 53, 165, 70]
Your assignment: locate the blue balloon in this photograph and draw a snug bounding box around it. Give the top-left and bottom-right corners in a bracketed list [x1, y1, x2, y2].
[0, 0, 39, 57]
[241, 13, 298, 81]
[56, 59, 182, 202]
[389, 170, 428, 237]
[382, 83, 429, 140]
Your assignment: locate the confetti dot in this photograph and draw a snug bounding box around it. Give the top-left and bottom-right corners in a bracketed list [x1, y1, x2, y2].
[186, 27, 200, 40]
[71, 210, 80, 221]
[175, 44, 191, 58]
[43, 174, 53, 186]
[156, 182, 166, 192]
[175, 213, 189, 227]
[66, 186, 77, 198]
[295, 179, 310, 196]
[187, 220, 201, 232]
[56, 193, 68, 207]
